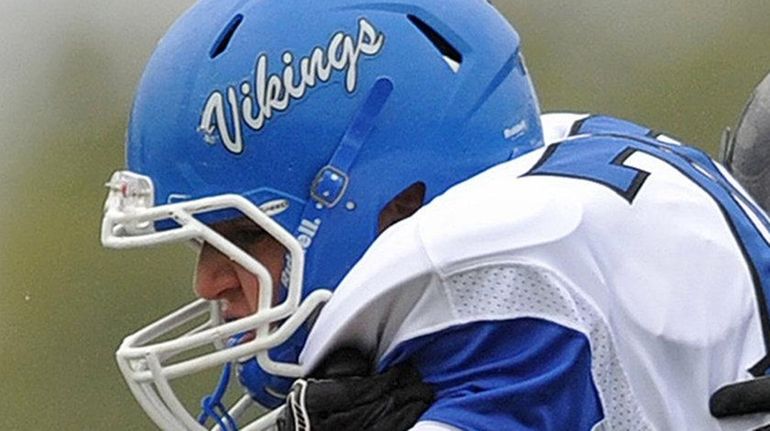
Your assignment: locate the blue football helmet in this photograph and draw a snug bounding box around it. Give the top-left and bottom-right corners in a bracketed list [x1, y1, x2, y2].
[101, 0, 543, 429]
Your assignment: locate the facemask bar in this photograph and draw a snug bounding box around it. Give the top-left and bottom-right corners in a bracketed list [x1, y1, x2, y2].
[120, 349, 285, 431]
[103, 170, 332, 430]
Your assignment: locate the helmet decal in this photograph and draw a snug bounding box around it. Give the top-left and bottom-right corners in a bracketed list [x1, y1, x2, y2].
[198, 18, 386, 154]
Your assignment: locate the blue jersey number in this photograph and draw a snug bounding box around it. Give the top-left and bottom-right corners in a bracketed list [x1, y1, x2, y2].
[527, 134, 770, 374]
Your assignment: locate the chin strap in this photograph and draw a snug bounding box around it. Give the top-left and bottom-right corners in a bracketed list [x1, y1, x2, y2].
[307, 77, 394, 209]
[238, 323, 310, 408]
[198, 334, 247, 431]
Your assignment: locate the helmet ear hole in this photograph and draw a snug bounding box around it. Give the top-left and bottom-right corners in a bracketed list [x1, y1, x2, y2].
[378, 182, 426, 234]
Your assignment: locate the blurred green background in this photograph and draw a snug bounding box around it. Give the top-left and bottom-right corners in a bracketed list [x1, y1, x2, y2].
[2, 1, 769, 429]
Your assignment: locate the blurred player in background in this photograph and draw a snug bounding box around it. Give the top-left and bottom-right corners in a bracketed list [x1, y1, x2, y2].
[101, 0, 770, 429]
[723, 72, 770, 212]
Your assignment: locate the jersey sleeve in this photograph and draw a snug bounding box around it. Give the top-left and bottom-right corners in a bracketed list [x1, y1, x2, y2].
[373, 261, 654, 431]
[393, 256, 660, 431]
[380, 317, 603, 431]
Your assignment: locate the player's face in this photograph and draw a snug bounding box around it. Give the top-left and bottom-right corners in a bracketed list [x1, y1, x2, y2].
[194, 217, 285, 323]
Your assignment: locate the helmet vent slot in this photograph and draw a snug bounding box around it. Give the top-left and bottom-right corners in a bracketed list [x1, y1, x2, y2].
[407, 15, 462, 73]
[210, 14, 244, 59]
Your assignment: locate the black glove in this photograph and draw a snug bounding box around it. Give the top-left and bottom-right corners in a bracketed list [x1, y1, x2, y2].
[276, 348, 434, 431]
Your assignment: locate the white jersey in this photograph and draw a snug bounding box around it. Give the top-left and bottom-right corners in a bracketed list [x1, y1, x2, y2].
[299, 113, 770, 430]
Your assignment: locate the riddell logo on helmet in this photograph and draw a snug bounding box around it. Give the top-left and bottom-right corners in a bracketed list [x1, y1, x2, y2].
[280, 218, 321, 288]
[198, 18, 385, 154]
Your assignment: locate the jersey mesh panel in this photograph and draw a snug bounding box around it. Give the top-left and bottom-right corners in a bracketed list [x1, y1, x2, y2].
[445, 264, 653, 430]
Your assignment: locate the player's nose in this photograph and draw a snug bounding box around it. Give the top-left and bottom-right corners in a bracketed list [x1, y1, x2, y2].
[194, 242, 240, 301]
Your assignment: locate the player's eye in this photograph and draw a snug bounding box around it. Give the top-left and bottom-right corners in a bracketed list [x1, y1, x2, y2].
[226, 228, 269, 249]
